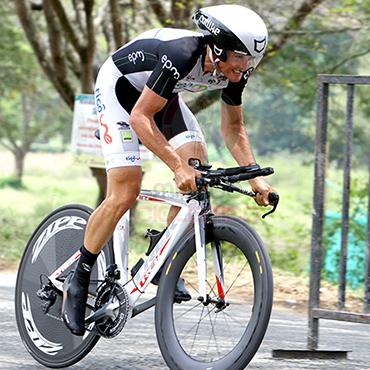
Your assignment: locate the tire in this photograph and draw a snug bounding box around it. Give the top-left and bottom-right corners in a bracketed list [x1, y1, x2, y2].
[155, 215, 273, 370]
[15, 205, 114, 368]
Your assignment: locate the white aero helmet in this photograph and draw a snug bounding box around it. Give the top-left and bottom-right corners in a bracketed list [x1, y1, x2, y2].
[192, 4, 268, 69]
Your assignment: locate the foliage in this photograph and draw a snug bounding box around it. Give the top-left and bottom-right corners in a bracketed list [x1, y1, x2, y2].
[323, 173, 369, 288]
[0, 1, 35, 94]
[3, 0, 370, 274]
[0, 175, 23, 189]
[0, 152, 314, 275]
[269, 245, 300, 274]
[0, 1, 73, 184]
[241, 0, 370, 160]
[0, 152, 99, 264]
[244, 79, 316, 156]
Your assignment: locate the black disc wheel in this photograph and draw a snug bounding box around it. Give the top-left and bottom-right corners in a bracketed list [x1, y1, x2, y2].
[15, 205, 114, 368]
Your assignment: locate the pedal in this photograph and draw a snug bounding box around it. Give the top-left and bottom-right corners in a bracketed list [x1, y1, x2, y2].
[131, 258, 144, 277]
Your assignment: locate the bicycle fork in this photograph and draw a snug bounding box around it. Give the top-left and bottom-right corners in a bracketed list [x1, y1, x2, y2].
[194, 210, 228, 311]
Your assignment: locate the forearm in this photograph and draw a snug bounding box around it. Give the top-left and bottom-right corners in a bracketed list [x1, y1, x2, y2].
[221, 123, 256, 166]
[220, 103, 277, 206]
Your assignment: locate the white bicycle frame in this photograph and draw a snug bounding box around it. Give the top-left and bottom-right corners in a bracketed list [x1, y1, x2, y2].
[48, 188, 225, 318]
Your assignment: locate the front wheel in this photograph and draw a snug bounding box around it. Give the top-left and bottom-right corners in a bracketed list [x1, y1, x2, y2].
[15, 205, 114, 368]
[155, 215, 273, 370]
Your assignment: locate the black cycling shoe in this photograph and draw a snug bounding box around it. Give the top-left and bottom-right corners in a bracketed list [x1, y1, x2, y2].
[62, 273, 88, 336]
[151, 267, 191, 303]
[174, 277, 191, 303]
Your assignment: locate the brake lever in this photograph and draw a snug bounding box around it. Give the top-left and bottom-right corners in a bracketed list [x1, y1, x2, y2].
[262, 192, 280, 219]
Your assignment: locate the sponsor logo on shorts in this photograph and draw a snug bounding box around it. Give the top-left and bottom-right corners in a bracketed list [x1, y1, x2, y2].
[121, 132, 133, 142]
[121, 132, 132, 142]
[126, 155, 141, 163]
[186, 134, 203, 141]
[117, 121, 133, 143]
[95, 88, 105, 113]
[99, 114, 113, 145]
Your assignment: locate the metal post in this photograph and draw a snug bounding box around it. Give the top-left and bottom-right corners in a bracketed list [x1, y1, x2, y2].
[338, 84, 355, 311]
[308, 79, 329, 350]
[275, 75, 370, 361]
[364, 159, 370, 313]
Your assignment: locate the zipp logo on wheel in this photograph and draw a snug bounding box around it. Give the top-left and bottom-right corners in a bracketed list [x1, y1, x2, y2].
[32, 216, 87, 263]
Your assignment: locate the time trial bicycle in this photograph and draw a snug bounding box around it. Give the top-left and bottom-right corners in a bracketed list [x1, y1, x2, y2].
[15, 158, 278, 369]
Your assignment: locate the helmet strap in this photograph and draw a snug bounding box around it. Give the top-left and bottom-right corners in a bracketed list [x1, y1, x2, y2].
[209, 48, 222, 77]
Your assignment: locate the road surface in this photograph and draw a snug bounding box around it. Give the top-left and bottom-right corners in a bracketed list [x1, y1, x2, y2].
[1, 271, 370, 369]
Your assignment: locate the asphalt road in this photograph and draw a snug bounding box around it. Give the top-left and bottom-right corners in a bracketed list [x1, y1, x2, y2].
[1, 271, 370, 369]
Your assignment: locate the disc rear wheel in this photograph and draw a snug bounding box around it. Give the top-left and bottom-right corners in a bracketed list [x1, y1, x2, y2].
[15, 205, 113, 368]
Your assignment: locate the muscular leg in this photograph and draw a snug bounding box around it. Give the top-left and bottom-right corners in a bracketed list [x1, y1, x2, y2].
[167, 141, 208, 225]
[62, 166, 142, 336]
[85, 166, 142, 254]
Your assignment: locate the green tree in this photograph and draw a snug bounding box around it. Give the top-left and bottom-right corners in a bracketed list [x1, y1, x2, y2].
[0, 1, 71, 186]
[13, 0, 329, 199]
[12, 0, 370, 190]
[243, 0, 370, 158]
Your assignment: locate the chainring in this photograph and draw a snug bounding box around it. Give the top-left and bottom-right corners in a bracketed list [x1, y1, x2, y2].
[94, 281, 129, 339]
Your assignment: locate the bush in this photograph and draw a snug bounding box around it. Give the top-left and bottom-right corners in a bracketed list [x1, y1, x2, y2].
[0, 175, 23, 189]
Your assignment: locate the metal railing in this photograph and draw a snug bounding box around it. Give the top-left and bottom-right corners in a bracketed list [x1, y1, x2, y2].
[308, 74, 370, 350]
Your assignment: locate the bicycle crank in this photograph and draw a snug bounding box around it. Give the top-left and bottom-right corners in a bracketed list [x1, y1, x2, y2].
[85, 281, 129, 339]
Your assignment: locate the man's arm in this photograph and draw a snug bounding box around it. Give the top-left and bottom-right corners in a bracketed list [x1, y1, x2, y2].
[220, 101, 277, 206]
[220, 101, 256, 166]
[130, 86, 199, 192]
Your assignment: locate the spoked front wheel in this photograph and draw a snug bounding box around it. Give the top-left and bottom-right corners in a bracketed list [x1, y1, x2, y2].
[15, 204, 113, 368]
[155, 215, 273, 370]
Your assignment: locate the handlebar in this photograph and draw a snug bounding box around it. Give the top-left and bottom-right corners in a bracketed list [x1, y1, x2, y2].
[189, 158, 279, 218]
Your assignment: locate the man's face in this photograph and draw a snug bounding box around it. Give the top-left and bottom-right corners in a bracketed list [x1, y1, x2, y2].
[218, 52, 253, 83]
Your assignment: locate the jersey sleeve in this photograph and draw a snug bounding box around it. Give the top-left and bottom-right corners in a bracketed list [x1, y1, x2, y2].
[146, 37, 204, 99]
[221, 72, 250, 106]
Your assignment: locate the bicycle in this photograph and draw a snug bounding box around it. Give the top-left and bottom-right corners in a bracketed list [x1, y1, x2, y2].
[15, 157, 279, 369]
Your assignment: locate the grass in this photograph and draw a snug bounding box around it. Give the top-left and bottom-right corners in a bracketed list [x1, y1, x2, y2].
[0, 152, 99, 266]
[137, 149, 317, 274]
[1, 148, 358, 276]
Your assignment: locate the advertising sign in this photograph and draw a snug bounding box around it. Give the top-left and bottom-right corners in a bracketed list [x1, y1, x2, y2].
[71, 94, 104, 168]
[71, 94, 153, 169]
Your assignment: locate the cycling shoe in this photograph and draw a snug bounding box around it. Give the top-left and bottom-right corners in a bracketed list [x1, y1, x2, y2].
[62, 273, 88, 336]
[174, 277, 191, 303]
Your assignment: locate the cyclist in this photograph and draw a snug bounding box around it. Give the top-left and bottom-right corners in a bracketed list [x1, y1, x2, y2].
[62, 4, 278, 336]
